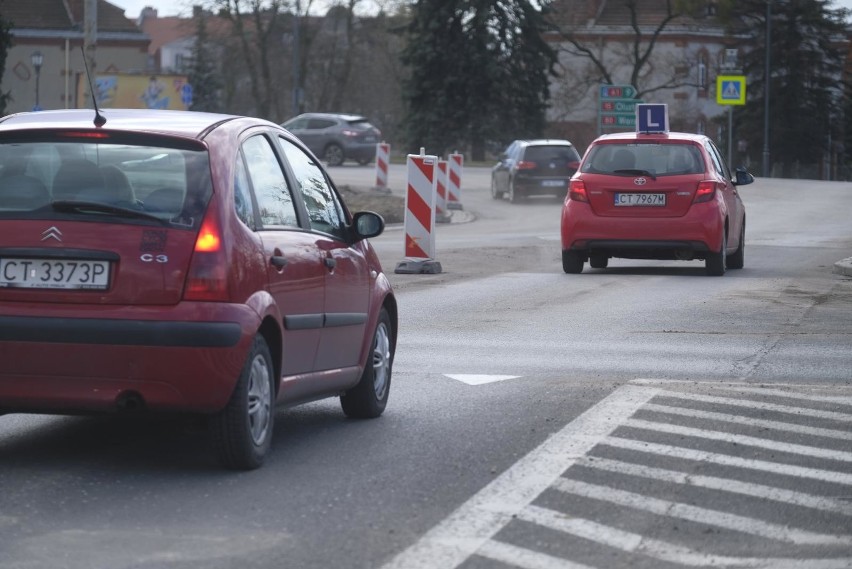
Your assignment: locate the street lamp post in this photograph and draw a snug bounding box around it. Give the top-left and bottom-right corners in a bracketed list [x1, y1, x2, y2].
[762, 1, 771, 177]
[31, 51, 44, 112]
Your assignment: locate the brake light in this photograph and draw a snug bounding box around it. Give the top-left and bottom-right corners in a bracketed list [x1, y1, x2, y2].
[516, 160, 536, 170]
[184, 213, 229, 301]
[568, 161, 580, 170]
[342, 129, 359, 137]
[693, 181, 717, 203]
[58, 131, 111, 139]
[568, 179, 589, 202]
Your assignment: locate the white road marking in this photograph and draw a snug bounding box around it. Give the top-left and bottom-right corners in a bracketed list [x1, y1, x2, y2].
[379, 380, 852, 569]
[378, 385, 659, 569]
[631, 378, 852, 405]
[577, 456, 852, 516]
[519, 505, 852, 569]
[623, 417, 852, 462]
[642, 402, 852, 440]
[477, 540, 596, 569]
[551, 477, 852, 545]
[444, 374, 520, 385]
[650, 391, 852, 422]
[603, 436, 852, 485]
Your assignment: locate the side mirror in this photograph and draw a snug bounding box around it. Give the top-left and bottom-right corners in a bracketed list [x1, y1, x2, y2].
[734, 167, 754, 186]
[352, 211, 385, 240]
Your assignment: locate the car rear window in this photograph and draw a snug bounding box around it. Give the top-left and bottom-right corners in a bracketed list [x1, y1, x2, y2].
[524, 145, 581, 163]
[345, 118, 374, 130]
[581, 143, 704, 176]
[0, 137, 212, 229]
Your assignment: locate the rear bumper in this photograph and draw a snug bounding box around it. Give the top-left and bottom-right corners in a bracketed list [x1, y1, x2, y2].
[561, 201, 724, 259]
[0, 303, 260, 414]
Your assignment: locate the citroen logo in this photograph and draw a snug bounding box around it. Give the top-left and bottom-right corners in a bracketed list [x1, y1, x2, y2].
[41, 226, 63, 242]
[634, 178, 647, 186]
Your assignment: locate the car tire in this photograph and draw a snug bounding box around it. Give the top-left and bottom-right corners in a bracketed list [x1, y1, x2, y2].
[562, 250, 584, 274]
[341, 308, 393, 419]
[705, 229, 727, 276]
[728, 221, 745, 269]
[589, 253, 608, 269]
[508, 182, 524, 204]
[210, 335, 275, 470]
[324, 144, 345, 167]
[491, 178, 504, 199]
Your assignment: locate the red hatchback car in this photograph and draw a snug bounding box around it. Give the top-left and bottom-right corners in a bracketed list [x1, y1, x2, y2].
[0, 109, 397, 469]
[561, 130, 754, 276]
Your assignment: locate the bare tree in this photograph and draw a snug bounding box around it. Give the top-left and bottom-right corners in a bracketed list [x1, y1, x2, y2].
[209, 0, 287, 121]
[552, 0, 707, 99]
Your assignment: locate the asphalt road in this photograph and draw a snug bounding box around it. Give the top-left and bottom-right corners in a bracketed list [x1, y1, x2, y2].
[1, 165, 851, 569]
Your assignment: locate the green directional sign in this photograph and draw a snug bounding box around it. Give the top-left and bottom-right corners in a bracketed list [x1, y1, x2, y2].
[601, 100, 642, 114]
[600, 114, 636, 128]
[600, 85, 637, 100]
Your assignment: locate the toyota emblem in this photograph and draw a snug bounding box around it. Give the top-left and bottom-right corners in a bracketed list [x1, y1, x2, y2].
[634, 178, 647, 186]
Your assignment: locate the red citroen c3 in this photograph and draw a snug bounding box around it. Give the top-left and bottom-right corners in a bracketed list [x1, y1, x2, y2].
[561, 127, 755, 276]
[0, 109, 397, 469]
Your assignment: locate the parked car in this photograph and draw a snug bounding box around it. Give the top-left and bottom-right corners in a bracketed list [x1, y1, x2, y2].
[560, 128, 754, 276]
[281, 112, 381, 167]
[491, 139, 581, 203]
[0, 108, 397, 469]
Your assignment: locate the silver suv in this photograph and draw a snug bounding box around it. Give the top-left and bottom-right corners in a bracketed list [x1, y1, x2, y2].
[282, 113, 381, 166]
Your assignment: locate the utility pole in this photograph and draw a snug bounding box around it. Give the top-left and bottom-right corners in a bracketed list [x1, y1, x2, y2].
[292, 0, 301, 117]
[762, 0, 771, 177]
[84, 0, 97, 101]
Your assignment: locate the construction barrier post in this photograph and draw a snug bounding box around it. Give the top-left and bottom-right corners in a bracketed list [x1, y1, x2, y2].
[435, 159, 451, 224]
[447, 151, 464, 210]
[374, 142, 390, 192]
[395, 150, 442, 275]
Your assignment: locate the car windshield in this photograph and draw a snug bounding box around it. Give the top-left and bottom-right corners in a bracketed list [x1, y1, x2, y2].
[581, 143, 704, 176]
[0, 139, 212, 228]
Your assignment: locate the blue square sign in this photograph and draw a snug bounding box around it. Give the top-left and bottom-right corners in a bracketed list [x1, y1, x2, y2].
[636, 104, 668, 134]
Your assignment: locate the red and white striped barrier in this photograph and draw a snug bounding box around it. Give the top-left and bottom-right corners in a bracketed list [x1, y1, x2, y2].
[395, 151, 442, 274]
[375, 142, 390, 191]
[435, 159, 451, 223]
[447, 151, 464, 210]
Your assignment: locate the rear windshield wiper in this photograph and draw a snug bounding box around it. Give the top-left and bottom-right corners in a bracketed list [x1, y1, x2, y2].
[50, 200, 169, 225]
[613, 169, 657, 180]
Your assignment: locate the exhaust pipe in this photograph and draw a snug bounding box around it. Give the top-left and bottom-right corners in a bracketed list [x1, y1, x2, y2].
[115, 391, 146, 412]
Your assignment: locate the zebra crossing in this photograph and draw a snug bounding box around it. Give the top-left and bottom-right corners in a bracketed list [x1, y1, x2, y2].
[381, 379, 852, 569]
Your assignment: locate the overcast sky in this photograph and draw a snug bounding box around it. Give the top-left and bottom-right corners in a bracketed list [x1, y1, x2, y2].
[109, 0, 852, 21]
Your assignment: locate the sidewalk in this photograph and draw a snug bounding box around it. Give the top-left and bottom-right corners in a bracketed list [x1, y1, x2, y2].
[834, 257, 852, 277]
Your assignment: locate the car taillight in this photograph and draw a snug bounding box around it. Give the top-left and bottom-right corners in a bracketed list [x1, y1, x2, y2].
[516, 160, 537, 170]
[693, 181, 717, 203]
[184, 212, 229, 301]
[568, 179, 589, 202]
[342, 129, 359, 137]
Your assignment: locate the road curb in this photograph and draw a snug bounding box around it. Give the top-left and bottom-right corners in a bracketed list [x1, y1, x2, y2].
[833, 257, 852, 277]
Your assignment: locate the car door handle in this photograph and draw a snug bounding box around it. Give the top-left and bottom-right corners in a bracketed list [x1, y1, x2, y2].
[324, 257, 337, 269]
[270, 256, 287, 268]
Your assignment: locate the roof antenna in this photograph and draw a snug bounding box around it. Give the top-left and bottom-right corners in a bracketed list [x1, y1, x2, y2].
[80, 46, 107, 127]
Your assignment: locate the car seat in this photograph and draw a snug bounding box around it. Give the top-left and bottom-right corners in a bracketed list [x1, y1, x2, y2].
[611, 149, 635, 171]
[52, 159, 104, 201]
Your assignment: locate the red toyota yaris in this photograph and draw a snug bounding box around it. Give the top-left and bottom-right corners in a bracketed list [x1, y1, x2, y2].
[561, 130, 754, 276]
[0, 109, 397, 469]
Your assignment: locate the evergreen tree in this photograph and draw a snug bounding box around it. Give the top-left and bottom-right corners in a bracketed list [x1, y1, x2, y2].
[0, 3, 14, 116]
[719, 0, 849, 177]
[188, 9, 223, 113]
[400, 0, 556, 159]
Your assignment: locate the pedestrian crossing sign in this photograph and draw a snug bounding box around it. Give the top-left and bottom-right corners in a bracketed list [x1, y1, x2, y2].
[716, 75, 746, 105]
